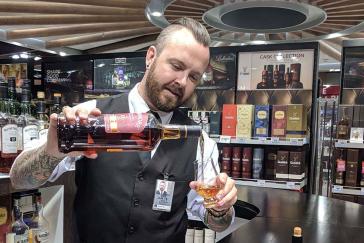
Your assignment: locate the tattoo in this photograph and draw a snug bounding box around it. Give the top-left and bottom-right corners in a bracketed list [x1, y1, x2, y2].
[204, 207, 234, 232]
[10, 143, 65, 189]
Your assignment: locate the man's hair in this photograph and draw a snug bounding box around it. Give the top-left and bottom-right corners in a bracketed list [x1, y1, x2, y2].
[155, 17, 211, 55]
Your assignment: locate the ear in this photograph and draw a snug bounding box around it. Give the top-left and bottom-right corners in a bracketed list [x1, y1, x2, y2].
[146, 46, 157, 69]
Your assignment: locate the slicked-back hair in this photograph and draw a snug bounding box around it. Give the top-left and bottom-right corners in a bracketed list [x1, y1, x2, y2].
[155, 17, 211, 55]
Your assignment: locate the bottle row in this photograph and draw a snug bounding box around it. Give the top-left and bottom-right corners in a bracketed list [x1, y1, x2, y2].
[219, 146, 306, 182]
[334, 148, 364, 187]
[188, 104, 308, 139]
[337, 105, 364, 142]
[0, 80, 54, 173]
[0, 191, 49, 243]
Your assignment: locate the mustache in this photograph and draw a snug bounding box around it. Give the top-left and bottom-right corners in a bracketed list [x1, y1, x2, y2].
[165, 84, 184, 98]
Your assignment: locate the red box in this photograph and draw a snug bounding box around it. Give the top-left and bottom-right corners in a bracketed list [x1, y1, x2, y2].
[271, 105, 287, 137]
[222, 104, 237, 136]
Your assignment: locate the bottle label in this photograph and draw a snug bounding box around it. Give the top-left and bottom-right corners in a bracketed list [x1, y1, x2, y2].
[338, 125, 348, 135]
[34, 228, 50, 242]
[39, 129, 48, 140]
[337, 159, 346, 172]
[14, 233, 28, 243]
[2, 124, 17, 154]
[23, 125, 39, 150]
[0, 207, 7, 225]
[104, 113, 148, 133]
[17, 127, 23, 151]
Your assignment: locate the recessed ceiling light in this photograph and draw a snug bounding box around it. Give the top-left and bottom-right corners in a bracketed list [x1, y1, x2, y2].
[151, 11, 162, 17]
[34, 56, 42, 61]
[251, 40, 266, 45]
[59, 51, 67, 56]
[20, 53, 29, 59]
[12, 54, 19, 59]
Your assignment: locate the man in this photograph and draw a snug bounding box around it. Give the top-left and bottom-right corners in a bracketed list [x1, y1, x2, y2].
[10, 17, 237, 242]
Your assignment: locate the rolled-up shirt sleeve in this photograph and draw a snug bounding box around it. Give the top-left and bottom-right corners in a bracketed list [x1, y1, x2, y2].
[48, 156, 81, 182]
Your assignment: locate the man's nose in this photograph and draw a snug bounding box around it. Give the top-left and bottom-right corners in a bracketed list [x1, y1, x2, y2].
[175, 72, 188, 87]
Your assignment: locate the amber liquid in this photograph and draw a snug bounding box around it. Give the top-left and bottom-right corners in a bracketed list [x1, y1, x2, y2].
[196, 185, 221, 208]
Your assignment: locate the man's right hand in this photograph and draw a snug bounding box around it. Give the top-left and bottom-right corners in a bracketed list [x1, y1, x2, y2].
[46, 106, 102, 159]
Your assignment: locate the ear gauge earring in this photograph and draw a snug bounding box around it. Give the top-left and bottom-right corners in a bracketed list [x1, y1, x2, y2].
[146, 64, 149, 69]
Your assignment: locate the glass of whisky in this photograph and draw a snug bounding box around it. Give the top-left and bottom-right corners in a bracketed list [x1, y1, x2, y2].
[194, 158, 221, 208]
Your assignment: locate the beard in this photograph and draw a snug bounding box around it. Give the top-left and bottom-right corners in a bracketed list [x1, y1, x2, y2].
[145, 62, 184, 112]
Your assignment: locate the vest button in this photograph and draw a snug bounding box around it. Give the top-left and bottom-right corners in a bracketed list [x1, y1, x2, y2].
[128, 226, 135, 234]
[133, 199, 140, 207]
[138, 173, 144, 181]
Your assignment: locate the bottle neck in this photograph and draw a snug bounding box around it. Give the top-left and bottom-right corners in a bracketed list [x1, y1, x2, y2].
[161, 124, 201, 140]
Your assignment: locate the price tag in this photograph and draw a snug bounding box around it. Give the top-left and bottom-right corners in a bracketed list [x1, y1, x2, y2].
[290, 138, 299, 145]
[360, 188, 364, 196]
[333, 185, 343, 192]
[219, 136, 231, 144]
[235, 137, 246, 144]
[258, 137, 266, 141]
[257, 180, 266, 186]
[287, 182, 296, 189]
[337, 139, 347, 145]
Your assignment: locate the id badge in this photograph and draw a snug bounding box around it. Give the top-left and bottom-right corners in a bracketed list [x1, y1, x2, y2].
[152, 179, 175, 212]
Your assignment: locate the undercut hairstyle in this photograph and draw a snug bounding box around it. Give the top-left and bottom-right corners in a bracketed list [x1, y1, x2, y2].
[155, 17, 211, 55]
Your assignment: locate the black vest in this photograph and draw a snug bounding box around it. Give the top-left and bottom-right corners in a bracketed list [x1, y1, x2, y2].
[74, 93, 198, 243]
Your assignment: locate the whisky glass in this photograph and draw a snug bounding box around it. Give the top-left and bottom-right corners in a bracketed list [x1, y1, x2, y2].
[194, 157, 221, 208]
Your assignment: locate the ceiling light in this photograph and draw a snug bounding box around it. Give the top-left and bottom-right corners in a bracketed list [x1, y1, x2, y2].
[251, 40, 266, 45]
[327, 33, 343, 39]
[20, 53, 29, 59]
[97, 63, 105, 68]
[12, 54, 19, 59]
[151, 11, 162, 17]
[34, 56, 42, 61]
[59, 51, 67, 56]
[10, 42, 22, 46]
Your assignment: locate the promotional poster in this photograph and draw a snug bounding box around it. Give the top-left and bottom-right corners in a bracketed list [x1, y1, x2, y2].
[237, 49, 314, 90]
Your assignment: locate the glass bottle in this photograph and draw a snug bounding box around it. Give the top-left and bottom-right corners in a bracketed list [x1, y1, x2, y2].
[36, 100, 49, 140]
[273, 65, 279, 88]
[16, 81, 39, 153]
[57, 112, 202, 153]
[337, 107, 350, 139]
[285, 67, 291, 88]
[49, 94, 62, 115]
[11, 197, 29, 243]
[30, 192, 49, 243]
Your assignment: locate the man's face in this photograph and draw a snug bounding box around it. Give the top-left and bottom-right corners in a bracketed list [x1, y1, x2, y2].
[145, 29, 210, 112]
[159, 181, 166, 191]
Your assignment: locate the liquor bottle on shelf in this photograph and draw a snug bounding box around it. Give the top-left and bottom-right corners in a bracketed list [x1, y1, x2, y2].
[11, 197, 29, 243]
[242, 147, 252, 179]
[36, 99, 49, 140]
[257, 65, 268, 89]
[16, 81, 39, 153]
[29, 192, 49, 243]
[252, 148, 264, 179]
[7, 77, 19, 116]
[337, 107, 351, 139]
[201, 112, 210, 135]
[57, 112, 202, 153]
[360, 161, 364, 187]
[335, 149, 346, 185]
[0, 82, 18, 173]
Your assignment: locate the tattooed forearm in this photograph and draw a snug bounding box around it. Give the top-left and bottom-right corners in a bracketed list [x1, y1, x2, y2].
[10, 143, 65, 189]
[204, 207, 234, 232]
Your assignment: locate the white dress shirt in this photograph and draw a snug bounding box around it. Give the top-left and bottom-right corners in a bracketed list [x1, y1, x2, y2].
[47, 83, 222, 222]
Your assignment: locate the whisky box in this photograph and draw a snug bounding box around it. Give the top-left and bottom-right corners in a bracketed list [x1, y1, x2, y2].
[265, 148, 277, 180]
[242, 147, 252, 178]
[232, 147, 241, 175]
[338, 105, 354, 127]
[253, 105, 270, 137]
[232, 160, 241, 173]
[350, 127, 364, 143]
[236, 105, 254, 138]
[286, 104, 307, 138]
[288, 151, 305, 181]
[221, 158, 231, 176]
[352, 106, 361, 127]
[209, 111, 221, 137]
[275, 151, 289, 180]
[222, 146, 232, 159]
[345, 149, 359, 187]
[360, 106, 364, 128]
[271, 105, 287, 137]
[222, 104, 237, 137]
[252, 148, 264, 179]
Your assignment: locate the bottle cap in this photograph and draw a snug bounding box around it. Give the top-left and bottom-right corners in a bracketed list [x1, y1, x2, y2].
[293, 227, 302, 237]
[53, 92, 62, 97]
[185, 125, 202, 138]
[37, 91, 45, 99]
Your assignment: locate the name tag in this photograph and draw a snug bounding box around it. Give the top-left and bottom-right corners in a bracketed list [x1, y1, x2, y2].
[152, 179, 175, 212]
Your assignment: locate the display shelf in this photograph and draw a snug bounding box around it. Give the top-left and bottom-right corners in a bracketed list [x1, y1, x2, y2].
[334, 139, 364, 149]
[0, 173, 9, 179]
[195, 85, 234, 90]
[212, 136, 309, 146]
[235, 178, 306, 190]
[332, 184, 364, 196]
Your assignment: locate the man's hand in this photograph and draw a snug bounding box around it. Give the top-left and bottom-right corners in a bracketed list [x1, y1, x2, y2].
[46, 106, 102, 159]
[189, 172, 237, 211]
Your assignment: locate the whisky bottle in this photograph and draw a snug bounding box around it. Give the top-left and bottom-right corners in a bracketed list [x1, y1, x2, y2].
[49, 93, 62, 115]
[36, 100, 49, 140]
[335, 149, 346, 185]
[285, 67, 292, 88]
[7, 77, 19, 116]
[16, 81, 39, 152]
[337, 107, 350, 139]
[57, 112, 202, 153]
[29, 192, 50, 243]
[11, 197, 29, 243]
[258, 65, 268, 88]
[0, 82, 18, 173]
[273, 65, 279, 88]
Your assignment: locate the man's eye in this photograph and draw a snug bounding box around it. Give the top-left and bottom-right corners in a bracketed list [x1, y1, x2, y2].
[189, 75, 199, 83]
[172, 64, 182, 70]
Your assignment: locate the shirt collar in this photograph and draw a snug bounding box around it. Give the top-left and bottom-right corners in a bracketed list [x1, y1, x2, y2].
[128, 82, 173, 125]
